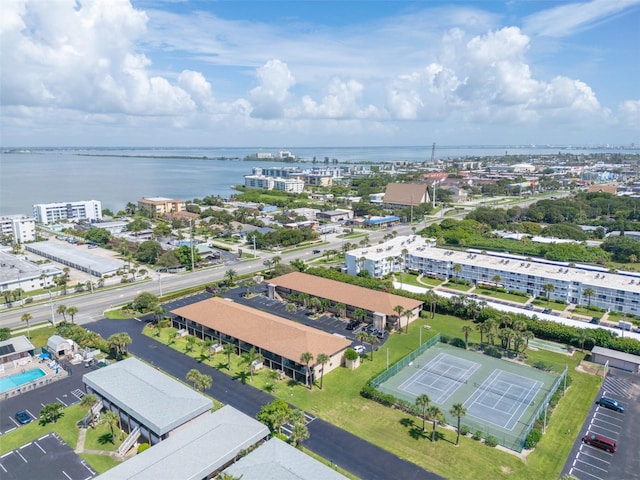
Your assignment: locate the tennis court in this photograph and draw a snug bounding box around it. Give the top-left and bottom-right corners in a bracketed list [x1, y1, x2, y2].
[466, 369, 542, 430]
[399, 352, 480, 404]
[372, 337, 564, 451]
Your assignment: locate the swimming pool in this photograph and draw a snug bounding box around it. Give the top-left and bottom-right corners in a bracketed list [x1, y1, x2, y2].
[0, 368, 47, 393]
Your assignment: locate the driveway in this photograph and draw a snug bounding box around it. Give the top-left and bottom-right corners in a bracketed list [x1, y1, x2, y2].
[561, 368, 640, 480]
[86, 317, 441, 480]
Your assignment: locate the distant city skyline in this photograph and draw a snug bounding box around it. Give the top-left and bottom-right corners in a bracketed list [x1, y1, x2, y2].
[1, 0, 639, 147]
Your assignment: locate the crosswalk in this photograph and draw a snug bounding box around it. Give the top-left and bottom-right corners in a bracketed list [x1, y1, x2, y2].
[602, 372, 636, 399]
[71, 389, 85, 401]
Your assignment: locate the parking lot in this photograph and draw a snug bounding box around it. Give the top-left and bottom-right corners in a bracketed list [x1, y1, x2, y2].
[0, 432, 95, 480]
[165, 287, 390, 355]
[1, 369, 92, 436]
[563, 369, 640, 480]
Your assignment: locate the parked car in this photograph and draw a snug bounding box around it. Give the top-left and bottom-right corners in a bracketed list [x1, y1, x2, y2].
[377, 330, 388, 339]
[367, 326, 379, 335]
[542, 308, 552, 314]
[596, 396, 625, 413]
[15, 410, 32, 425]
[590, 316, 600, 324]
[312, 249, 321, 254]
[353, 345, 366, 354]
[524, 304, 534, 310]
[582, 433, 617, 453]
[346, 320, 360, 331]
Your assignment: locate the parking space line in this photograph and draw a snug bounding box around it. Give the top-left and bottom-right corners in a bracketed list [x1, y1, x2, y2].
[0, 452, 11, 459]
[34, 441, 46, 454]
[25, 409, 36, 420]
[62, 470, 72, 480]
[589, 425, 620, 437]
[16, 450, 27, 463]
[571, 466, 606, 480]
[593, 414, 624, 426]
[576, 451, 610, 468]
[56, 397, 68, 406]
[0, 462, 6, 473]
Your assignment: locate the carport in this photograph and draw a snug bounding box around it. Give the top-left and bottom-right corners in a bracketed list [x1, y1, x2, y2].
[590, 346, 640, 373]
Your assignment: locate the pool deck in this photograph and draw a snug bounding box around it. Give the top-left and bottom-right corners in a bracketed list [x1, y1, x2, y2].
[1, 356, 69, 399]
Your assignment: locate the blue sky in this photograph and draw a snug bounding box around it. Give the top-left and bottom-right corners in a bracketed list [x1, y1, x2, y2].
[1, 0, 639, 147]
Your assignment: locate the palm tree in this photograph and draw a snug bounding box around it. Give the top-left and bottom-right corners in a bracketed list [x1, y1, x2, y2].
[186, 369, 212, 392]
[367, 333, 379, 360]
[316, 353, 330, 390]
[574, 329, 593, 352]
[426, 405, 443, 442]
[582, 287, 595, 307]
[415, 394, 430, 432]
[334, 303, 346, 318]
[66, 306, 79, 324]
[107, 332, 132, 359]
[476, 322, 490, 349]
[461, 325, 473, 349]
[56, 304, 67, 322]
[224, 268, 238, 286]
[450, 403, 467, 446]
[223, 342, 236, 370]
[543, 283, 555, 304]
[393, 305, 405, 332]
[452, 263, 462, 280]
[99, 410, 120, 444]
[425, 290, 438, 319]
[402, 309, 412, 334]
[353, 308, 367, 324]
[300, 351, 314, 389]
[291, 422, 310, 447]
[21, 313, 32, 339]
[491, 274, 501, 288]
[285, 303, 297, 314]
[522, 330, 535, 351]
[356, 331, 369, 353]
[241, 347, 262, 382]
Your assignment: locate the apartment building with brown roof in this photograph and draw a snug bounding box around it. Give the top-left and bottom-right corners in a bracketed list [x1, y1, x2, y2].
[171, 297, 351, 383]
[268, 272, 423, 332]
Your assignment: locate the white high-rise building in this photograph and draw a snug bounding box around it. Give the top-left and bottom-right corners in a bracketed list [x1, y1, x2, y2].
[0, 215, 37, 243]
[33, 200, 102, 224]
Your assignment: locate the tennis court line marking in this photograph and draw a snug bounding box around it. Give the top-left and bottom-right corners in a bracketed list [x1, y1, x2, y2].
[503, 380, 540, 430]
[465, 370, 542, 431]
[398, 352, 479, 404]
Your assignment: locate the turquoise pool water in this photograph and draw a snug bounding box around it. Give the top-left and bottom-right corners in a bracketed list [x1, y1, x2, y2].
[0, 368, 46, 393]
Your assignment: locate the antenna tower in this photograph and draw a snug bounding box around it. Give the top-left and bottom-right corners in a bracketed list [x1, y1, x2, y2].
[430, 142, 436, 163]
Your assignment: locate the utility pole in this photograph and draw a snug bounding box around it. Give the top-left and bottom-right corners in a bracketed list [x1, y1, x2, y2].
[190, 218, 195, 272]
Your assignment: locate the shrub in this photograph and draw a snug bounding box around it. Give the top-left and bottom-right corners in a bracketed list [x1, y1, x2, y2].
[344, 348, 359, 361]
[483, 345, 502, 358]
[158, 319, 171, 329]
[473, 430, 483, 441]
[137, 443, 150, 454]
[524, 428, 542, 449]
[460, 425, 471, 436]
[485, 435, 498, 447]
[533, 360, 553, 371]
[449, 338, 467, 349]
[439, 334, 451, 344]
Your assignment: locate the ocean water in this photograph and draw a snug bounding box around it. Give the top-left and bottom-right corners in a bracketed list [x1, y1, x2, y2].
[0, 146, 632, 215]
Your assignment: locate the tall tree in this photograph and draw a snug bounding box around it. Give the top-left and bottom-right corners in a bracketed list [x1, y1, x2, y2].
[582, 287, 595, 307]
[66, 306, 79, 324]
[415, 394, 430, 432]
[223, 342, 236, 370]
[300, 351, 314, 389]
[241, 347, 262, 382]
[99, 410, 120, 444]
[427, 405, 443, 442]
[393, 305, 405, 332]
[461, 325, 473, 349]
[450, 403, 467, 446]
[224, 269, 238, 286]
[40, 402, 65, 424]
[316, 353, 330, 390]
[186, 369, 212, 392]
[21, 313, 32, 339]
[543, 283, 555, 304]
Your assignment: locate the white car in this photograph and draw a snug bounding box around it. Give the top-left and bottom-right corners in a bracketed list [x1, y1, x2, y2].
[353, 345, 366, 354]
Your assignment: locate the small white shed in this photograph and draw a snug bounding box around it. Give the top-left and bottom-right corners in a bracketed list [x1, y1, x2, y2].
[47, 335, 76, 358]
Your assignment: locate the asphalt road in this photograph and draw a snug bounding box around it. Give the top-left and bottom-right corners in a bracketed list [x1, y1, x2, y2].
[86, 317, 442, 480]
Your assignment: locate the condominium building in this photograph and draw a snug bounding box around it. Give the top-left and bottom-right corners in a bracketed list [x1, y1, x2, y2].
[346, 235, 640, 316]
[244, 175, 274, 190]
[33, 200, 102, 224]
[0, 215, 37, 243]
[273, 177, 305, 193]
[137, 197, 186, 217]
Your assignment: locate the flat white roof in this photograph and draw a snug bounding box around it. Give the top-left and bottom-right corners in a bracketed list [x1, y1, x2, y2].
[223, 437, 349, 480]
[591, 346, 640, 365]
[83, 358, 212, 436]
[95, 406, 269, 480]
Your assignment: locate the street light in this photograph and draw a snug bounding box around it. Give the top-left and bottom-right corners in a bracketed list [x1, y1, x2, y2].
[48, 289, 55, 325]
[158, 271, 163, 297]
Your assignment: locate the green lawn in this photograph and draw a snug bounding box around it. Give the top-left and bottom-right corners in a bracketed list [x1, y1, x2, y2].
[417, 276, 444, 287]
[396, 273, 427, 289]
[80, 453, 123, 474]
[145, 314, 602, 480]
[442, 282, 472, 292]
[531, 298, 569, 311]
[84, 422, 125, 452]
[571, 306, 603, 318]
[474, 288, 529, 304]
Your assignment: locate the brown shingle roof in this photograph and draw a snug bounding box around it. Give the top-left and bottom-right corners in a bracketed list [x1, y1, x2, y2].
[171, 298, 351, 362]
[269, 272, 423, 316]
[383, 183, 430, 206]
